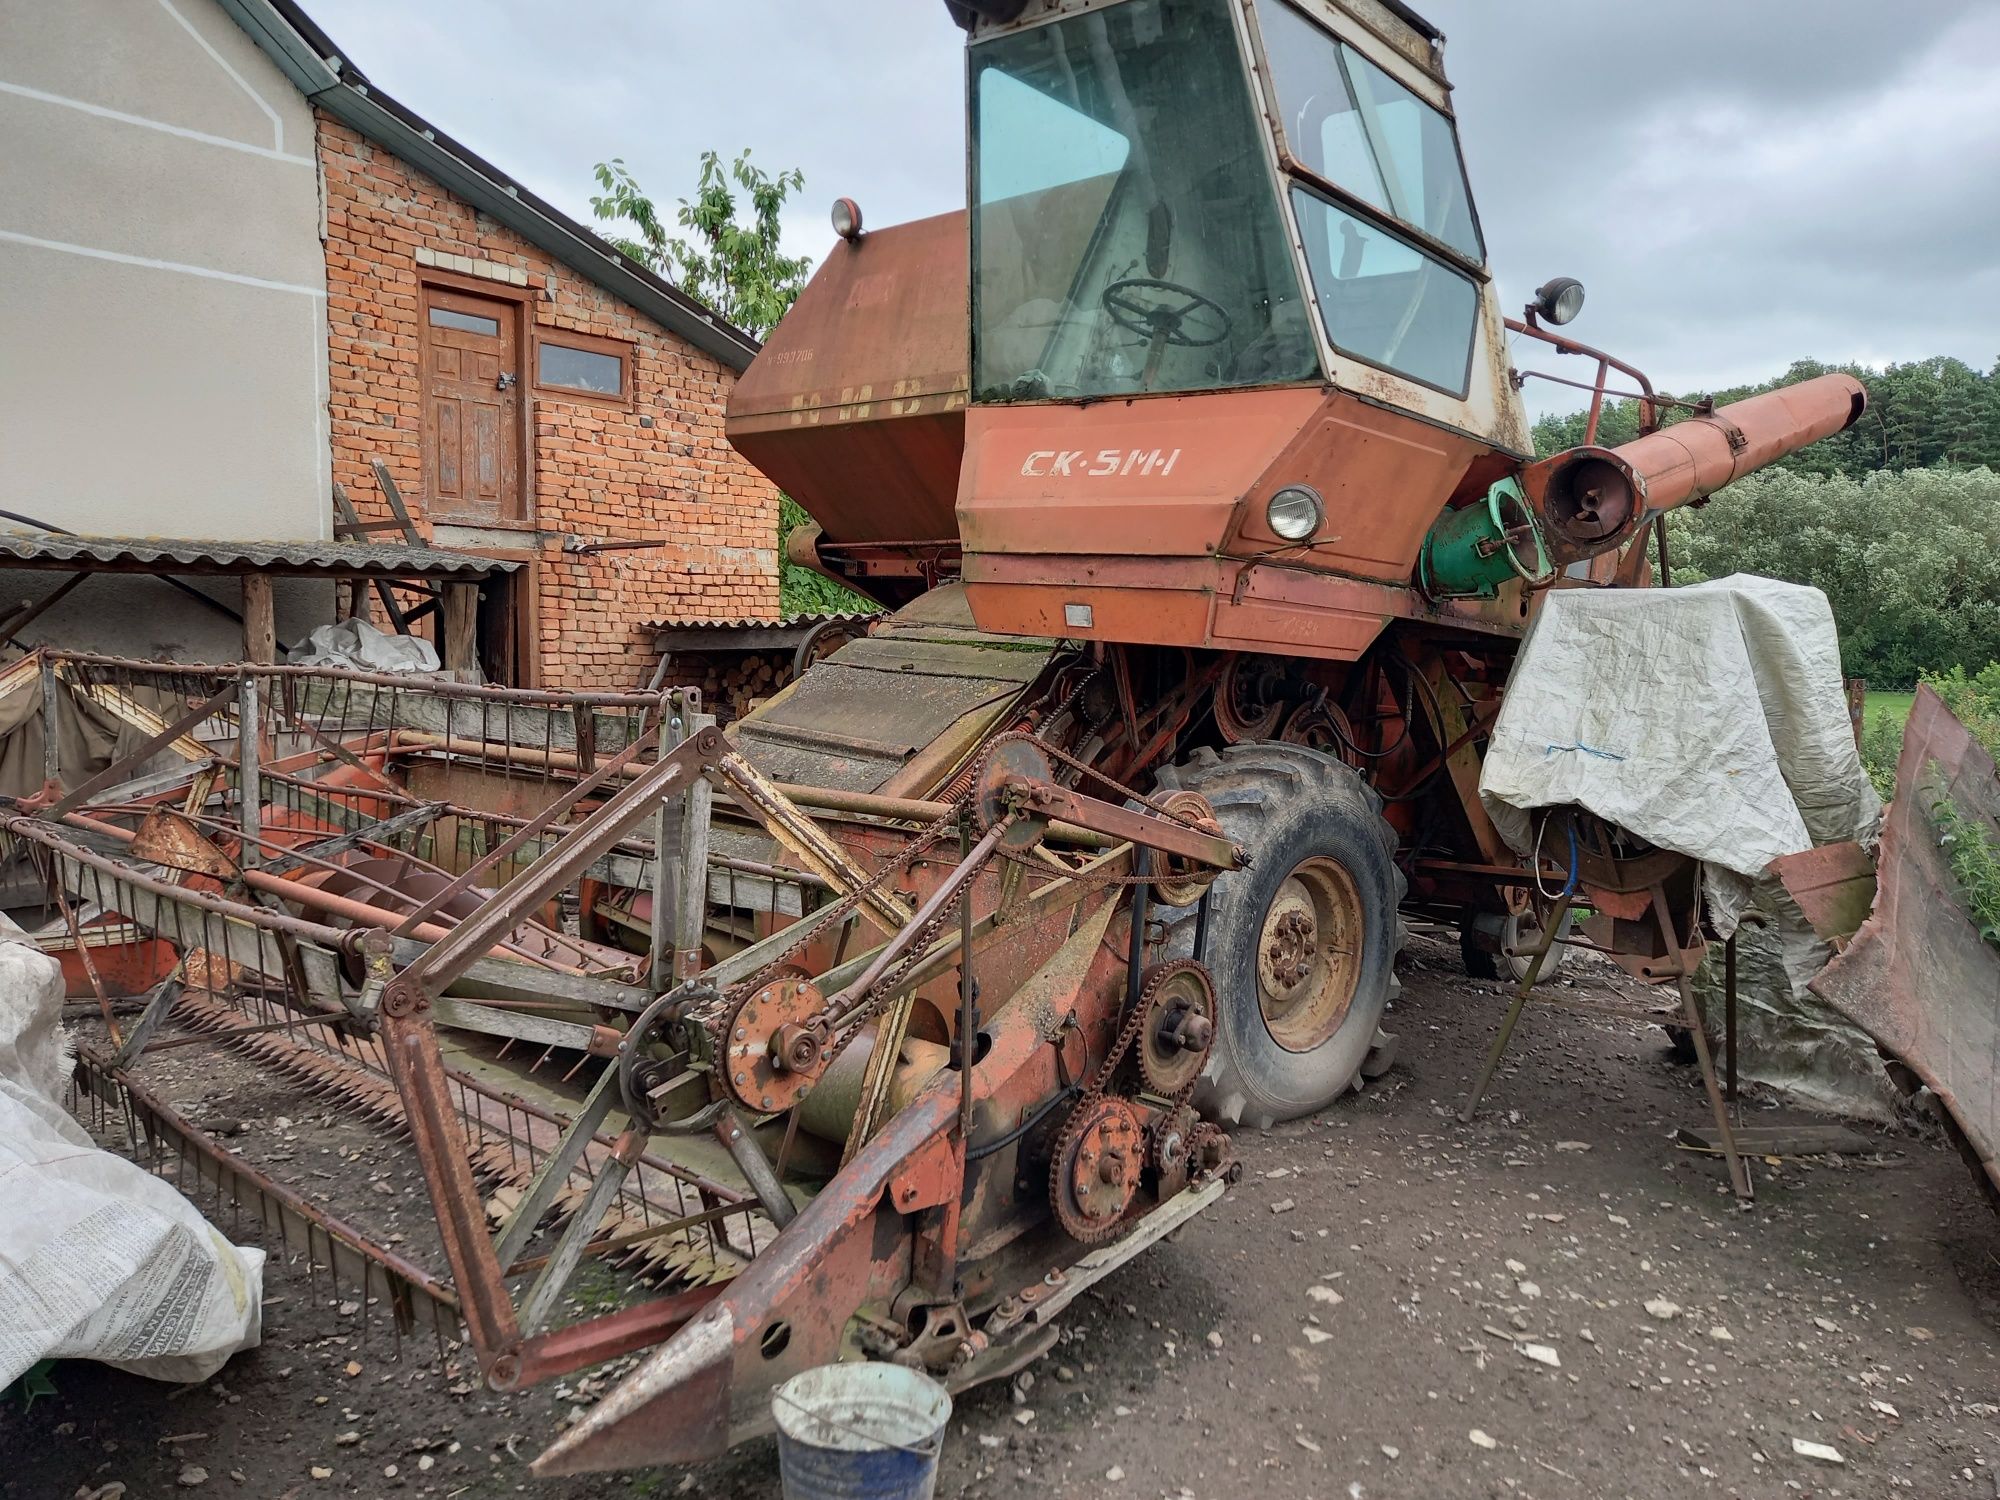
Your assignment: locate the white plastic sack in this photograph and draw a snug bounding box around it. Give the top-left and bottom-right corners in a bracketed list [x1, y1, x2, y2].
[289, 617, 440, 674]
[0, 919, 263, 1388]
[1479, 574, 1880, 927]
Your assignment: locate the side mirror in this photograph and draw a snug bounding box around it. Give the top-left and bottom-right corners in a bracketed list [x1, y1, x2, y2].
[1531, 277, 1586, 327]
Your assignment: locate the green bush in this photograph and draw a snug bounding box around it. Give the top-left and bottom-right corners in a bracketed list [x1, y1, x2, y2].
[1860, 713, 1904, 799]
[1926, 661, 2000, 762]
[1926, 769, 2000, 949]
[1665, 467, 2000, 689]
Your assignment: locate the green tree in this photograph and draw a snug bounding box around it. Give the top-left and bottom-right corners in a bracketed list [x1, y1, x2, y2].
[590, 149, 874, 617]
[1532, 355, 2000, 477]
[590, 149, 811, 340]
[1665, 466, 2000, 687]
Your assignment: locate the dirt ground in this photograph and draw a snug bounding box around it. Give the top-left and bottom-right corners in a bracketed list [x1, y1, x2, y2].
[7, 933, 1998, 1500]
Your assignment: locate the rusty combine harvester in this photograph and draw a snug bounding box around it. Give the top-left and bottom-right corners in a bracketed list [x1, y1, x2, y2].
[3, 0, 1875, 1479]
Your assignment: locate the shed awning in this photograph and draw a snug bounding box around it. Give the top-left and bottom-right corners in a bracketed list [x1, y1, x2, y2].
[0, 532, 517, 579]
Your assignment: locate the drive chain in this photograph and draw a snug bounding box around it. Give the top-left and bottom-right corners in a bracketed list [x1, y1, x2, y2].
[1047, 958, 1214, 1244]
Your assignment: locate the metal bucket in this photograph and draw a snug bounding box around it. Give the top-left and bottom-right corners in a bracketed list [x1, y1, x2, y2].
[771, 1362, 952, 1500]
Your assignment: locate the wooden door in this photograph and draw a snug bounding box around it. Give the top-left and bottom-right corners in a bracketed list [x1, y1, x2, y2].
[421, 287, 523, 523]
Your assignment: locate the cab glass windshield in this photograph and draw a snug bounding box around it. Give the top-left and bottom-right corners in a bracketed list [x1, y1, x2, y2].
[971, 0, 1319, 403]
[1254, 0, 1482, 261]
[1253, 0, 1483, 393]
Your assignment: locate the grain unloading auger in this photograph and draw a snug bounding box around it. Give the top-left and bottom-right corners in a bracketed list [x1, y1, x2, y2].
[539, 0, 1866, 1472]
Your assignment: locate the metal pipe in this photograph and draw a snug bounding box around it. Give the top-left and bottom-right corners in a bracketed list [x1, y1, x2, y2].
[42, 650, 670, 708]
[1521, 373, 1868, 563]
[4, 815, 363, 952]
[957, 820, 977, 1139]
[47, 808, 567, 964]
[393, 728, 1114, 847]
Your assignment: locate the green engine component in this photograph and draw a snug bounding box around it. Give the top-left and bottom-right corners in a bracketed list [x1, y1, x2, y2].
[1418, 477, 1555, 600]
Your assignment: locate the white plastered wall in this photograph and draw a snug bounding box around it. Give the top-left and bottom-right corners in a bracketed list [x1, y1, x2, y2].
[0, 0, 335, 656]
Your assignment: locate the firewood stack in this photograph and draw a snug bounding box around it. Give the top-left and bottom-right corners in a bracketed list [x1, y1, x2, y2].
[712, 651, 789, 722]
[654, 649, 797, 724]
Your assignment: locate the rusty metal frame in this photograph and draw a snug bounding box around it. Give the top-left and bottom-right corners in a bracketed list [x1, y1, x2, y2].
[13, 649, 1255, 1450]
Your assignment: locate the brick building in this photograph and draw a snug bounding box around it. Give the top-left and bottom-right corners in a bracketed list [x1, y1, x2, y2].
[1, 0, 779, 686]
[316, 113, 780, 689]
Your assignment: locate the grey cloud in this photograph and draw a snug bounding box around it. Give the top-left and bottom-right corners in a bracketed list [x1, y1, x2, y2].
[308, 0, 1999, 413]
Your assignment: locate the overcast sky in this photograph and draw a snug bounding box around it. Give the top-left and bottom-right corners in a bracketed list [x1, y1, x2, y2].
[309, 0, 2000, 415]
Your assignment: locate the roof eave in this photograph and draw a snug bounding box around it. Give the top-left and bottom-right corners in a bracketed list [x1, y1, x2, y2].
[218, 0, 762, 374]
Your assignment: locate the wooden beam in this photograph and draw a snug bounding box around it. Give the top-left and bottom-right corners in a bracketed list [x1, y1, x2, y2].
[241, 574, 276, 664]
[0, 574, 88, 649]
[442, 583, 479, 677]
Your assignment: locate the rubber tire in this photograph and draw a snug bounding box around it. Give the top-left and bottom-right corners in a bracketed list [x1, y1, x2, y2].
[1153, 743, 1405, 1129]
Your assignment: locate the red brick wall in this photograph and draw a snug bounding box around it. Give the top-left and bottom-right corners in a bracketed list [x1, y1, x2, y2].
[316, 115, 779, 690]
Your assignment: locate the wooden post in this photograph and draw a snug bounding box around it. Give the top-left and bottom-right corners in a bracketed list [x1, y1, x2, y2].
[39, 655, 61, 790]
[442, 583, 479, 680]
[672, 710, 716, 982]
[646, 702, 681, 995]
[242, 574, 276, 665]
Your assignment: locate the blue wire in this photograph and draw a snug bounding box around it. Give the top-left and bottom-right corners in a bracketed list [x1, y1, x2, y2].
[1557, 817, 1579, 901]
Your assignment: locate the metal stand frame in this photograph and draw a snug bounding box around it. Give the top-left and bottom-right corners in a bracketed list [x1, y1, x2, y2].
[1459, 878, 1752, 1201]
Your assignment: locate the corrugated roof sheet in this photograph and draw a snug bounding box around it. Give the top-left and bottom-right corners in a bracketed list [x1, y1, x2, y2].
[0, 532, 518, 577]
[647, 611, 874, 632]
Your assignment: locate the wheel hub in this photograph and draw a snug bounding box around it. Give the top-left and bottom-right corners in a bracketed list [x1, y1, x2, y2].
[1265, 907, 1317, 988]
[1254, 858, 1364, 1054]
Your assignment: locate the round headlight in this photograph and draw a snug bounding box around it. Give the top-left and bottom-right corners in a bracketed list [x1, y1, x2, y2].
[1534, 276, 1586, 327]
[831, 197, 864, 242]
[1266, 486, 1323, 542]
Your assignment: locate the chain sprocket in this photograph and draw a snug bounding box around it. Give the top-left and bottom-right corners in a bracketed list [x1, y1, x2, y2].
[1147, 790, 1226, 907]
[1134, 959, 1216, 1097]
[720, 974, 833, 1114]
[1049, 1095, 1144, 1244]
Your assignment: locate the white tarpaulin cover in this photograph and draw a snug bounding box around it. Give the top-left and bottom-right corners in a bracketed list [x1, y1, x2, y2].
[1480, 574, 1881, 919]
[0, 920, 263, 1388]
[1477, 575, 1889, 1116]
[290, 617, 440, 674]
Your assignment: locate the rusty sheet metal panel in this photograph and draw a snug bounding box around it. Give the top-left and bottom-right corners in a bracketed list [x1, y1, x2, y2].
[731, 585, 1050, 796]
[727, 210, 968, 547]
[1810, 686, 2000, 1198]
[1770, 839, 1878, 948]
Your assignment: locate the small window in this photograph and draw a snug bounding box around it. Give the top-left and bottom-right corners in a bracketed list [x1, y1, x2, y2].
[536, 337, 628, 400]
[1292, 187, 1478, 396]
[428, 306, 500, 336]
[1254, 0, 1484, 264]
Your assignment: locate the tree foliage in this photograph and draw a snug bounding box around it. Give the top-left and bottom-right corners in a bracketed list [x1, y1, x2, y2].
[590, 149, 873, 617]
[1665, 466, 2000, 687]
[1532, 355, 2000, 475]
[590, 150, 811, 340]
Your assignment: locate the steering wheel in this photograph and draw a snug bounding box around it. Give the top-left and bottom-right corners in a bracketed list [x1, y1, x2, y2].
[1101, 278, 1234, 349]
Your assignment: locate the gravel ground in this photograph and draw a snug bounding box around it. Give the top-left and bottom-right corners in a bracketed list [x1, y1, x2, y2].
[7, 934, 1997, 1499]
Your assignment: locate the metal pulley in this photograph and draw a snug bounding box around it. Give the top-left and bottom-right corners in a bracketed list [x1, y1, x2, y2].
[721, 974, 835, 1114]
[971, 735, 1057, 849]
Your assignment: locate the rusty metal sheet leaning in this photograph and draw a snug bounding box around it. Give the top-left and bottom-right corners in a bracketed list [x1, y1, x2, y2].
[1809, 685, 2000, 1201]
[1770, 840, 1878, 949]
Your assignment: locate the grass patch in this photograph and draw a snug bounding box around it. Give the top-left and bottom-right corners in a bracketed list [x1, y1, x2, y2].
[1864, 690, 1917, 730]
